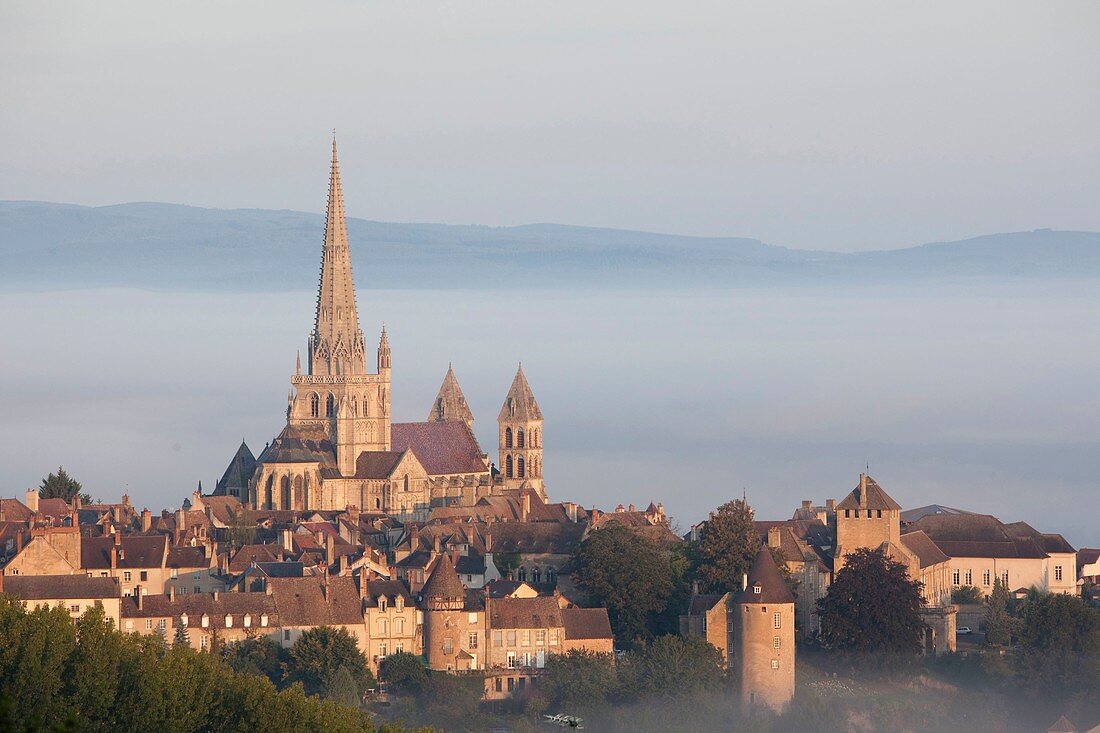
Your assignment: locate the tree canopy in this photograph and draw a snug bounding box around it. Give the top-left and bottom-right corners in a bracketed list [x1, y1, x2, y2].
[691, 498, 759, 594]
[289, 626, 374, 701]
[1015, 592, 1100, 691]
[38, 466, 91, 505]
[983, 578, 1016, 648]
[816, 548, 925, 657]
[570, 524, 675, 643]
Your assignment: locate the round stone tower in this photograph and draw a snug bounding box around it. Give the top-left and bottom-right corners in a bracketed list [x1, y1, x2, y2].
[733, 546, 796, 714]
[421, 554, 471, 671]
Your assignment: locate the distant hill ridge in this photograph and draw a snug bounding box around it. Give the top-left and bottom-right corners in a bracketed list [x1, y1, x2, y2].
[2, 200, 1098, 291]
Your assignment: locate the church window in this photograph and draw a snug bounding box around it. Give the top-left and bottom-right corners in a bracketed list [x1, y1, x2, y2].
[326, 393, 335, 417]
[982, 570, 990, 586]
[281, 476, 291, 510]
[376, 498, 381, 509]
[352, 396, 358, 416]
[517, 457, 525, 478]
[773, 613, 781, 629]
[403, 475, 409, 492]
[532, 567, 541, 584]
[518, 567, 526, 582]
[505, 428, 513, 449]
[517, 429, 525, 448]
[546, 567, 555, 585]
[437, 399, 445, 419]
[264, 475, 274, 509]
[506, 455, 513, 479]
[310, 393, 320, 417]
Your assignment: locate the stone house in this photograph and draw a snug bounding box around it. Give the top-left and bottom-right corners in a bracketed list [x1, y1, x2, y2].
[3, 574, 122, 629]
[120, 589, 278, 652]
[362, 578, 420, 671]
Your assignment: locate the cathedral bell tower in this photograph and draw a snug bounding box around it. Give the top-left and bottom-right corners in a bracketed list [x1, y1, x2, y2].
[287, 138, 391, 464]
[498, 364, 544, 497]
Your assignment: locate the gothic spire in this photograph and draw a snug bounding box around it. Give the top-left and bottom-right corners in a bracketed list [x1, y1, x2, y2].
[310, 137, 366, 377]
[498, 363, 543, 422]
[428, 363, 474, 426]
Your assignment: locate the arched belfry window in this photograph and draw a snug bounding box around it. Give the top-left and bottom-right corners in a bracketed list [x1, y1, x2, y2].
[517, 429, 525, 448]
[310, 393, 320, 418]
[508, 398, 516, 416]
[437, 399, 445, 419]
[352, 395, 358, 416]
[403, 474, 409, 492]
[505, 428, 513, 449]
[517, 457, 525, 478]
[326, 393, 335, 417]
[505, 455, 513, 479]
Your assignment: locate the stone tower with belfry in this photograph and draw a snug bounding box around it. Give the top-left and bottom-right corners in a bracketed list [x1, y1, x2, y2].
[498, 365, 544, 498]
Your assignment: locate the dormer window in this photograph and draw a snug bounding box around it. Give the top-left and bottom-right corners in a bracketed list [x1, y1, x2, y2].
[395, 597, 403, 611]
[379, 598, 387, 612]
[260, 613, 269, 627]
[201, 614, 210, 628]
[180, 613, 189, 627]
[753, 585, 761, 595]
[243, 614, 251, 628]
[225, 615, 233, 628]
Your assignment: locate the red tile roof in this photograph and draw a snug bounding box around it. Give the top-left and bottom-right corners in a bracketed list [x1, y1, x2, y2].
[391, 421, 488, 476]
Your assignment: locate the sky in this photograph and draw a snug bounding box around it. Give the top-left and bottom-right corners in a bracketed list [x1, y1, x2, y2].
[1, 1, 1099, 251]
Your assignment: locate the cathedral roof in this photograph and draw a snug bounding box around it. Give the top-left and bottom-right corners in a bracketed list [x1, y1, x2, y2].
[215, 441, 256, 494]
[428, 365, 474, 425]
[391, 421, 488, 476]
[349, 450, 407, 480]
[836, 474, 901, 512]
[498, 365, 542, 422]
[258, 424, 336, 467]
[421, 554, 465, 603]
[733, 546, 795, 605]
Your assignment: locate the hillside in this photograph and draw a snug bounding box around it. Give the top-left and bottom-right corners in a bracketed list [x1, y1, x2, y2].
[1, 201, 1098, 291]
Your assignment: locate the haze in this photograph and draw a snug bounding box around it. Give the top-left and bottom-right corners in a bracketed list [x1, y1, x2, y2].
[2, 1, 1099, 250]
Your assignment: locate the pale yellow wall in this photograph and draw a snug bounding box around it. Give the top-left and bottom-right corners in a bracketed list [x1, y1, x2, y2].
[365, 602, 421, 671]
[734, 601, 795, 714]
[4, 536, 76, 576]
[487, 624, 563, 670]
[947, 555, 1078, 597]
[23, 597, 121, 631]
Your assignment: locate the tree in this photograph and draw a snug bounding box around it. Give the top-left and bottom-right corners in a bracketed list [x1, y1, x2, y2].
[539, 650, 618, 709]
[222, 635, 286, 684]
[692, 499, 759, 594]
[952, 586, 984, 605]
[816, 548, 925, 657]
[1015, 592, 1100, 691]
[39, 466, 91, 505]
[288, 626, 373, 699]
[621, 635, 725, 697]
[174, 622, 191, 649]
[984, 578, 1016, 647]
[571, 524, 675, 643]
[378, 651, 428, 695]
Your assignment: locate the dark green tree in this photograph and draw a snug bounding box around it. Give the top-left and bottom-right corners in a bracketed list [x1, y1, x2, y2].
[951, 586, 984, 604]
[65, 605, 125, 732]
[692, 499, 759, 594]
[0, 595, 77, 729]
[222, 635, 287, 684]
[984, 577, 1016, 647]
[288, 626, 373, 698]
[39, 466, 91, 505]
[378, 651, 428, 695]
[571, 524, 675, 643]
[1015, 592, 1100, 691]
[539, 650, 617, 709]
[816, 548, 925, 657]
[621, 635, 725, 697]
[173, 622, 191, 649]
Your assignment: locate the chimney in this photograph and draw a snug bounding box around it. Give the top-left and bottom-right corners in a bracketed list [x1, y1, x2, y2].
[169, 585, 175, 602]
[136, 587, 143, 610]
[122, 493, 131, 508]
[768, 526, 781, 548]
[213, 590, 219, 602]
[326, 533, 335, 568]
[484, 527, 493, 553]
[826, 499, 836, 511]
[433, 533, 441, 556]
[140, 509, 151, 533]
[521, 493, 530, 522]
[73, 494, 82, 510]
[16, 530, 24, 552]
[742, 573, 748, 592]
[628, 503, 636, 513]
[281, 529, 294, 555]
[24, 489, 39, 513]
[859, 473, 868, 504]
[801, 500, 812, 510]
[410, 524, 420, 551]
[110, 545, 118, 569]
[176, 508, 186, 533]
[566, 503, 577, 523]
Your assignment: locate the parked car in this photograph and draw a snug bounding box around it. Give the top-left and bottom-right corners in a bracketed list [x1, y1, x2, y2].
[957, 626, 973, 634]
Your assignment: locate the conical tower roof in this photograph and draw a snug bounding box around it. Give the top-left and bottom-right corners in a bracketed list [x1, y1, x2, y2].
[497, 364, 542, 422]
[310, 137, 366, 377]
[734, 546, 795, 605]
[422, 554, 465, 606]
[428, 364, 474, 424]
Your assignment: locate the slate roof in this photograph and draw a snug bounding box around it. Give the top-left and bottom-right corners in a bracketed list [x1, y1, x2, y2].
[201, 495, 244, 526]
[687, 593, 723, 615]
[488, 522, 585, 555]
[485, 579, 533, 599]
[215, 441, 257, 494]
[5, 575, 120, 600]
[82, 536, 169, 570]
[255, 561, 304, 578]
[258, 424, 336, 467]
[733, 547, 795, 605]
[836, 475, 901, 512]
[561, 608, 613, 640]
[1078, 548, 1100, 574]
[364, 579, 414, 606]
[454, 553, 486, 576]
[907, 514, 1054, 559]
[421, 555, 465, 603]
[391, 421, 488, 476]
[268, 576, 363, 626]
[1003, 522, 1076, 554]
[347, 450, 407, 480]
[121, 592, 277, 626]
[498, 366, 542, 422]
[489, 597, 563, 629]
[900, 504, 975, 523]
[899, 530, 950, 569]
[167, 545, 208, 570]
[229, 544, 282, 573]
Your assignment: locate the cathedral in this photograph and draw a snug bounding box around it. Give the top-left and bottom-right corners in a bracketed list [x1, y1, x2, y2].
[228, 140, 546, 518]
